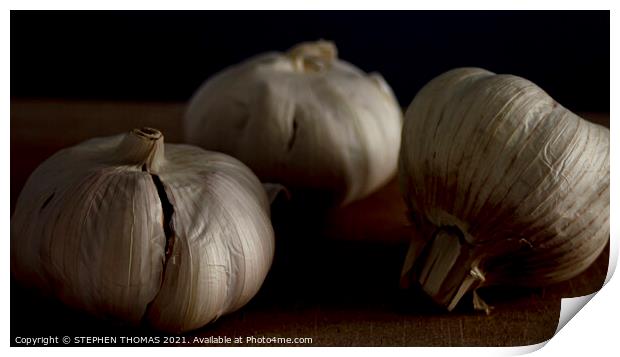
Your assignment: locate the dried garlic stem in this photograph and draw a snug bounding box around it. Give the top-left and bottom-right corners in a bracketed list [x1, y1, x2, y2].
[115, 127, 165, 173]
[401, 227, 487, 311]
[287, 40, 337, 72]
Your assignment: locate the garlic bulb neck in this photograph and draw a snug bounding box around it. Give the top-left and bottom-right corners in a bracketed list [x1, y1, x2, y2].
[116, 127, 165, 173]
[287, 40, 337, 72]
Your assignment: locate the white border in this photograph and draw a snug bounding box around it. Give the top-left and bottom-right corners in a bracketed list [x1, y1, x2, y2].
[2, 0, 617, 10]
[3, 2, 616, 356]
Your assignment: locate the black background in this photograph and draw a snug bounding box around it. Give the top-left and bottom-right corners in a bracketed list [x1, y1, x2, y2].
[9, 10, 611, 347]
[11, 10, 609, 111]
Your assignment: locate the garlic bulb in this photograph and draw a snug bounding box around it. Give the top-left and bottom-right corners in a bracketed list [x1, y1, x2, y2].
[184, 40, 403, 205]
[11, 128, 274, 333]
[399, 68, 609, 311]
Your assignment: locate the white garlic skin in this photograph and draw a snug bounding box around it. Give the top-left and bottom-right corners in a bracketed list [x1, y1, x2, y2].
[11, 129, 274, 333]
[184, 40, 403, 205]
[399, 68, 609, 307]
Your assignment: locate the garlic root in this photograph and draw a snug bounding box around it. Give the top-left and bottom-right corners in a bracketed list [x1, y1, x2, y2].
[401, 226, 487, 311]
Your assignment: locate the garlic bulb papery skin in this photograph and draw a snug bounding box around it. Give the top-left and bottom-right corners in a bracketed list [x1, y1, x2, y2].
[11, 128, 274, 333]
[184, 40, 403, 206]
[399, 68, 609, 312]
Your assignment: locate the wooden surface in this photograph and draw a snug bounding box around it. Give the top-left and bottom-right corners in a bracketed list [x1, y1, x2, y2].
[10, 99, 610, 347]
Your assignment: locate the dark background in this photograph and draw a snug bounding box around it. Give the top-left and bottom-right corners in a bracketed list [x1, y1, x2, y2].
[9, 11, 611, 347]
[11, 10, 609, 112]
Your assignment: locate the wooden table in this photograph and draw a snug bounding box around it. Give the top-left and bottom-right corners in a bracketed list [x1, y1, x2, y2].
[10, 99, 609, 346]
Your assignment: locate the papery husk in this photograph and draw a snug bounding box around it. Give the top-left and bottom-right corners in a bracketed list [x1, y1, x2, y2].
[399, 68, 609, 311]
[184, 40, 403, 206]
[11, 128, 274, 333]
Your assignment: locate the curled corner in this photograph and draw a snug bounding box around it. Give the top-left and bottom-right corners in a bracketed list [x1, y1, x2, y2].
[552, 235, 617, 334]
[489, 237, 616, 356]
[604, 235, 617, 285]
[555, 293, 596, 334]
[502, 341, 549, 356]
[544, 236, 616, 349]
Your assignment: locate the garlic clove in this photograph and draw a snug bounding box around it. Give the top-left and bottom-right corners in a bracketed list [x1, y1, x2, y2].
[12, 130, 166, 323]
[143, 147, 275, 332]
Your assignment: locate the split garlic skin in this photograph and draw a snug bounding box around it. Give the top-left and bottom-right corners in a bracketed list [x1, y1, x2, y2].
[184, 40, 403, 205]
[399, 68, 609, 311]
[11, 128, 274, 333]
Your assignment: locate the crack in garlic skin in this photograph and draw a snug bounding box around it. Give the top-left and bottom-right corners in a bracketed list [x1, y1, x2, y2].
[11, 130, 274, 333]
[399, 68, 609, 305]
[184, 41, 403, 206]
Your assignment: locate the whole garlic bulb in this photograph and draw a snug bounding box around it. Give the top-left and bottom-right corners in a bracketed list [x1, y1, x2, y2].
[11, 128, 274, 333]
[184, 40, 403, 205]
[399, 68, 609, 311]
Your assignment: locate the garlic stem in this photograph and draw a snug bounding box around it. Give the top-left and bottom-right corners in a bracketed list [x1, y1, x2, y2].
[287, 40, 337, 72]
[116, 127, 165, 173]
[401, 227, 487, 311]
